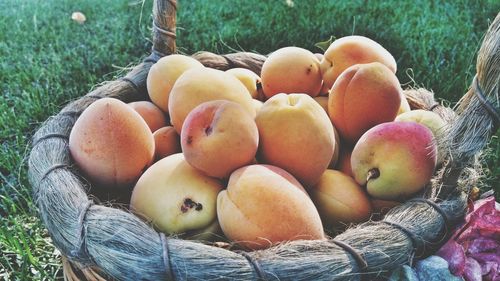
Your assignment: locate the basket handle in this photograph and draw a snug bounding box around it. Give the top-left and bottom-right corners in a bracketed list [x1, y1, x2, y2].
[152, 0, 177, 58]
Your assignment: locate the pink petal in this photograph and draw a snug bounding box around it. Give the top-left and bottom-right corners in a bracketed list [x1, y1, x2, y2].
[481, 261, 498, 281]
[467, 237, 499, 255]
[436, 240, 466, 276]
[464, 257, 482, 281]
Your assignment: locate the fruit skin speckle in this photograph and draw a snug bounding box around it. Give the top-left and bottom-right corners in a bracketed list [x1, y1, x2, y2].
[181, 198, 203, 213]
[69, 98, 154, 189]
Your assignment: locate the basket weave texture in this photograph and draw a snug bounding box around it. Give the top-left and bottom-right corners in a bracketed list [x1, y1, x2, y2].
[28, 1, 500, 280]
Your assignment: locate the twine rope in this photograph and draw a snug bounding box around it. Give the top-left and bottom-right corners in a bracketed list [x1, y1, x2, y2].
[152, 49, 168, 58]
[240, 251, 267, 281]
[70, 200, 93, 258]
[143, 52, 161, 64]
[166, 0, 177, 10]
[378, 220, 419, 256]
[472, 74, 500, 132]
[86, 95, 103, 100]
[429, 103, 441, 111]
[222, 55, 237, 69]
[120, 77, 140, 93]
[331, 239, 368, 277]
[153, 20, 176, 39]
[32, 133, 69, 148]
[40, 164, 69, 183]
[159, 233, 175, 281]
[407, 198, 450, 232]
[58, 111, 81, 118]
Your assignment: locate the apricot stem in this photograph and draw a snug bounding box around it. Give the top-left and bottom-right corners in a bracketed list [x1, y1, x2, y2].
[367, 168, 380, 182]
[204, 126, 213, 135]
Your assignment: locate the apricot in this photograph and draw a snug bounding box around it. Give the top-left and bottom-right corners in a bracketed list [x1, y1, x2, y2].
[128, 101, 167, 132]
[226, 68, 263, 100]
[261, 47, 322, 98]
[69, 98, 154, 188]
[217, 164, 325, 250]
[328, 62, 402, 143]
[153, 126, 181, 160]
[309, 170, 372, 229]
[147, 54, 204, 112]
[351, 122, 437, 201]
[330, 126, 341, 168]
[256, 93, 335, 187]
[396, 109, 447, 164]
[319, 82, 331, 96]
[130, 153, 223, 236]
[398, 93, 411, 115]
[181, 101, 259, 178]
[335, 148, 353, 178]
[320, 35, 396, 89]
[168, 67, 255, 133]
[397, 109, 447, 134]
[252, 99, 264, 113]
[311, 98, 341, 168]
[184, 220, 222, 241]
[313, 96, 329, 114]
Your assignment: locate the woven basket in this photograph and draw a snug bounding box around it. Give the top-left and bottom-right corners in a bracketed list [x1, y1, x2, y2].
[28, 1, 500, 280]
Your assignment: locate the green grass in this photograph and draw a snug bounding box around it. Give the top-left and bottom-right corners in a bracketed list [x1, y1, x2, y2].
[1, 0, 498, 279]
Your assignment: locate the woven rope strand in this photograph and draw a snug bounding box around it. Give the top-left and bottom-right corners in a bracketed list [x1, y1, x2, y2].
[143, 52, 161, 64]
[166, 0, 177, 10]
[120, 77, 140, 93]
[331, 239, 368, 279]
[429, 103, 441, 111]
[153, 20, 176, 39]
[472, 74, 500, 131]
[40, 164, 69, 182]
[86, 95, 103, 100]
[407, 198, 450, 232]
[378, 221, 419, 251]
[160, 233, 175, 281]
[32, 133, 69, 147]
[70, 200, 93, 258]
[240, 251, 267, 281]
[58, 111, 81, 118]
[221, 54, 237, 69]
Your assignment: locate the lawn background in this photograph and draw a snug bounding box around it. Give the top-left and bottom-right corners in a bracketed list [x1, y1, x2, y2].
[1, 0, 499, 279]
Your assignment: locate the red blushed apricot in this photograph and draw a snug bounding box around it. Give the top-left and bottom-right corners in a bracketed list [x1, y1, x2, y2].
[153, 126, 181, 160]
[181, 101, 258, 179]
[351, 122, 437, 201]
[69, 98, 155, 189]
[261, 47, 322, 98]
[128, 101, 168, 132]
[217, 164, 325, 250]
[328, 62, 402, 144]
[395, 109, 447, 164]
